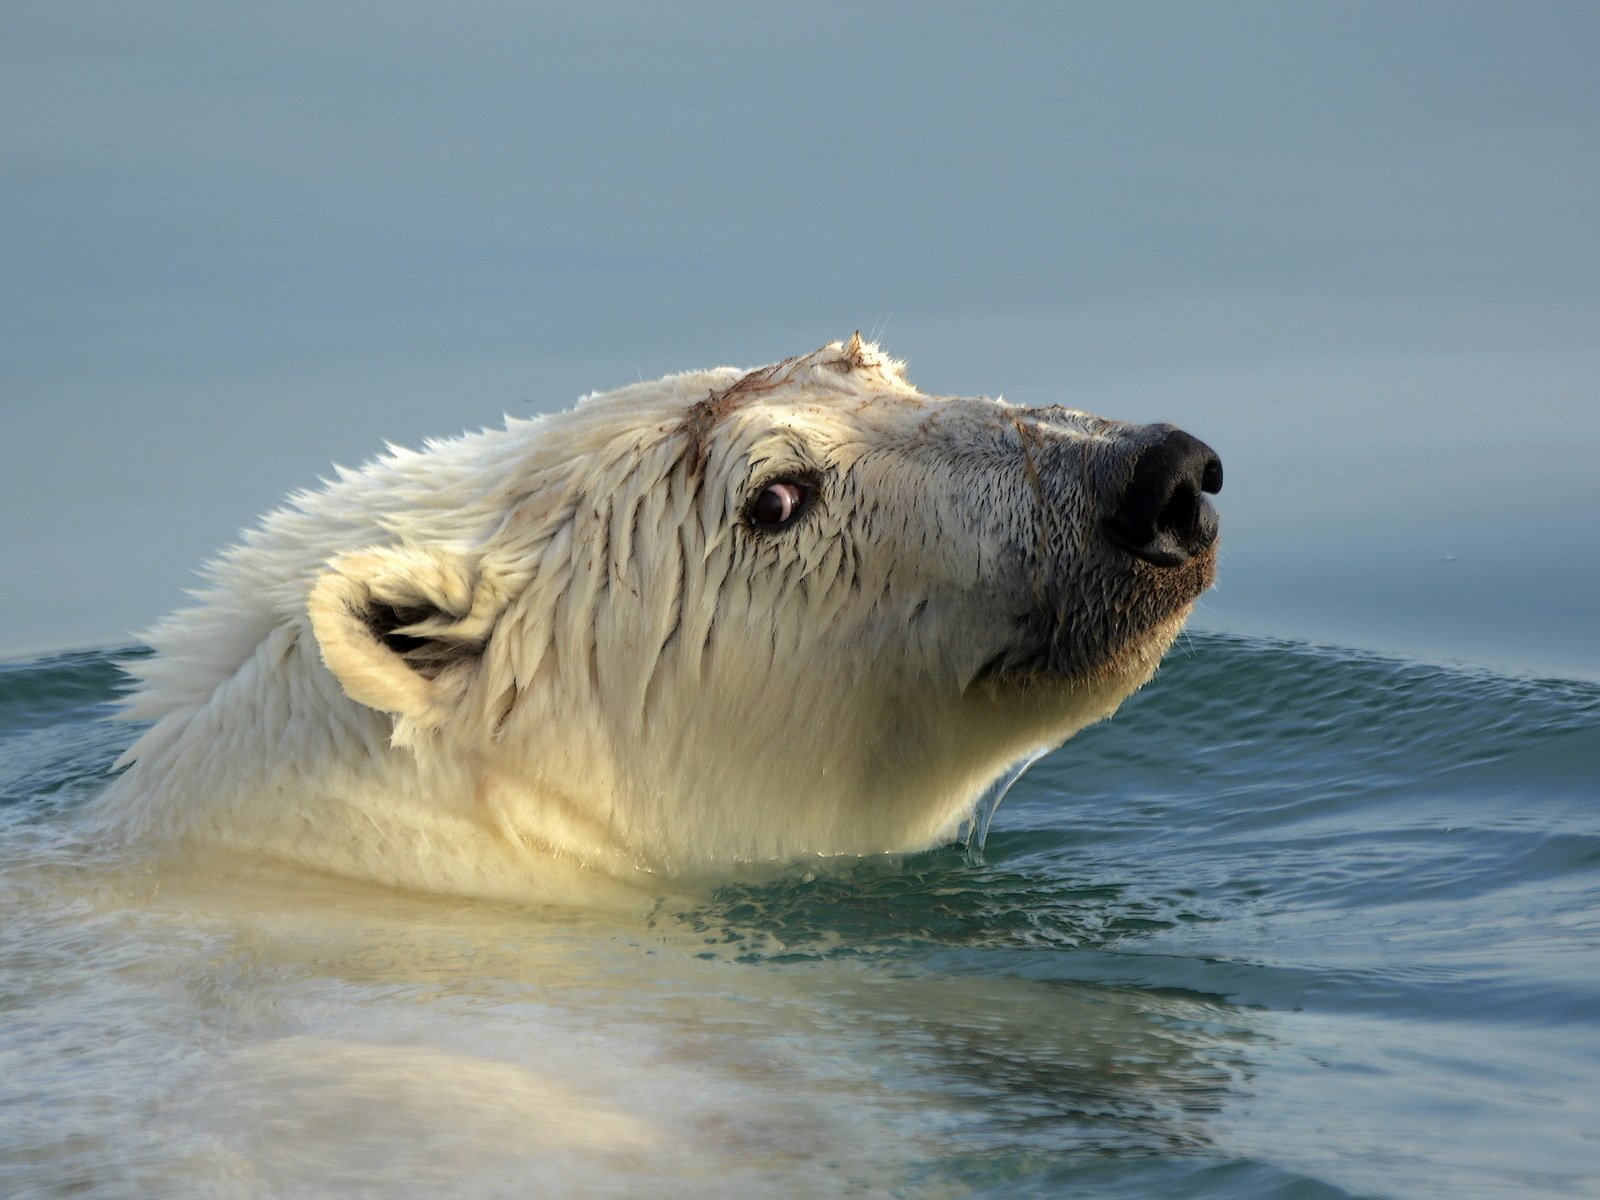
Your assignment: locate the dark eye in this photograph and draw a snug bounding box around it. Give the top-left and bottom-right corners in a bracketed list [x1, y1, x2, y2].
[747, 479, 813, 531]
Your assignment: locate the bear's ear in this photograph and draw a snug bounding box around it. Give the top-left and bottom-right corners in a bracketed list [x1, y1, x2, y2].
[308, 546, 501, 724]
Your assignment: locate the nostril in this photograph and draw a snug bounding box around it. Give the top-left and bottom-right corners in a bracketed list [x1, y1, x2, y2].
[1158, 481, 1199, 537]
[1201, 455, 1223, 495]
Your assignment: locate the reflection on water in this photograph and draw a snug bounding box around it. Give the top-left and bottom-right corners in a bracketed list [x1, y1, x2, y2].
[1, 852, 917, 1198]
[0, 838, 1270, 1199]
[669, 852, 1261, 1172]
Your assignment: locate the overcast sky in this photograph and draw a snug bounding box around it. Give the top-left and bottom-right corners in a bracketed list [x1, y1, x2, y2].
[4, 1, 1598, 673]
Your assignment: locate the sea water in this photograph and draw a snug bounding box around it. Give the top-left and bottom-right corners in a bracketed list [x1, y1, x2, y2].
[3, 630, 1596, 1199]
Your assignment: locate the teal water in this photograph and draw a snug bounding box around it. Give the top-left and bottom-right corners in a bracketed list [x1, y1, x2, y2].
[3, 632, 1596, 1198]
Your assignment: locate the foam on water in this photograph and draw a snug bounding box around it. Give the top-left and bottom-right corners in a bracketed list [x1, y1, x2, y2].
[2, 633, 1597, 1199]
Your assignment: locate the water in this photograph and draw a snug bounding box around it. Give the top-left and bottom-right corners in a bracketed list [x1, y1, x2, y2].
[3, 631, 1596, 1199]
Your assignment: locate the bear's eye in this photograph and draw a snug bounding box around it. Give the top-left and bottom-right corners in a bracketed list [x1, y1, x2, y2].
[746, 479, 813, 532]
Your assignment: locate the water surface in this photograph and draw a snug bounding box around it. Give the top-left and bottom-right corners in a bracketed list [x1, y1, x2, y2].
[4, 632, 1596, 1199]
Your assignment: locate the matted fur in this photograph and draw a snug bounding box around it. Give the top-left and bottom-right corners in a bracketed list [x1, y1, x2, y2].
[94, 339, 1216, 899]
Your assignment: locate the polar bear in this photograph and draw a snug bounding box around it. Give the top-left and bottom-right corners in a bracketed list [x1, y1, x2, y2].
[95, 338, 1221, 899]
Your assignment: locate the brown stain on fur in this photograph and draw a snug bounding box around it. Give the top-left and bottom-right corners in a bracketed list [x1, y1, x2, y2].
[676, 337, 874, 478]
[678, 359, 793, 477]
[833, 330, 871, 372]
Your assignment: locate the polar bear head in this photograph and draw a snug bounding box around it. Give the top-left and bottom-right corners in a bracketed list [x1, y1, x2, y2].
[106, 338, 1220, 892]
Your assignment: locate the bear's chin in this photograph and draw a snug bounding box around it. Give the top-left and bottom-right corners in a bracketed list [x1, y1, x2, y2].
[975, 550, 1211, 693]
[979, 615, 1186, 694]
[945, 607, 1194, 798]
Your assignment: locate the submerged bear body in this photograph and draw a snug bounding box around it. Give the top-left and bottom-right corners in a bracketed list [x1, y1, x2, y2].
[96, 339, 1221, 898]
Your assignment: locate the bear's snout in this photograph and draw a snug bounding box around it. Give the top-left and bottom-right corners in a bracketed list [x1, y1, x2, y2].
[1100, 427, 1223, 568]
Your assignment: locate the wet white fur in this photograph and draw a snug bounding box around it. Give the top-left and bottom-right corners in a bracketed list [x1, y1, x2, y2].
[95, 341, 1184, 899]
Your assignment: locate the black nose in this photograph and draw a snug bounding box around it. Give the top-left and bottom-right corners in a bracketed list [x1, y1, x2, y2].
[1103, 428, 1223, 567]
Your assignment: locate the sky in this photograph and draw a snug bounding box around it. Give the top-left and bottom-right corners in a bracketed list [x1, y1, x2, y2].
[3, 1, 1598, 676]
